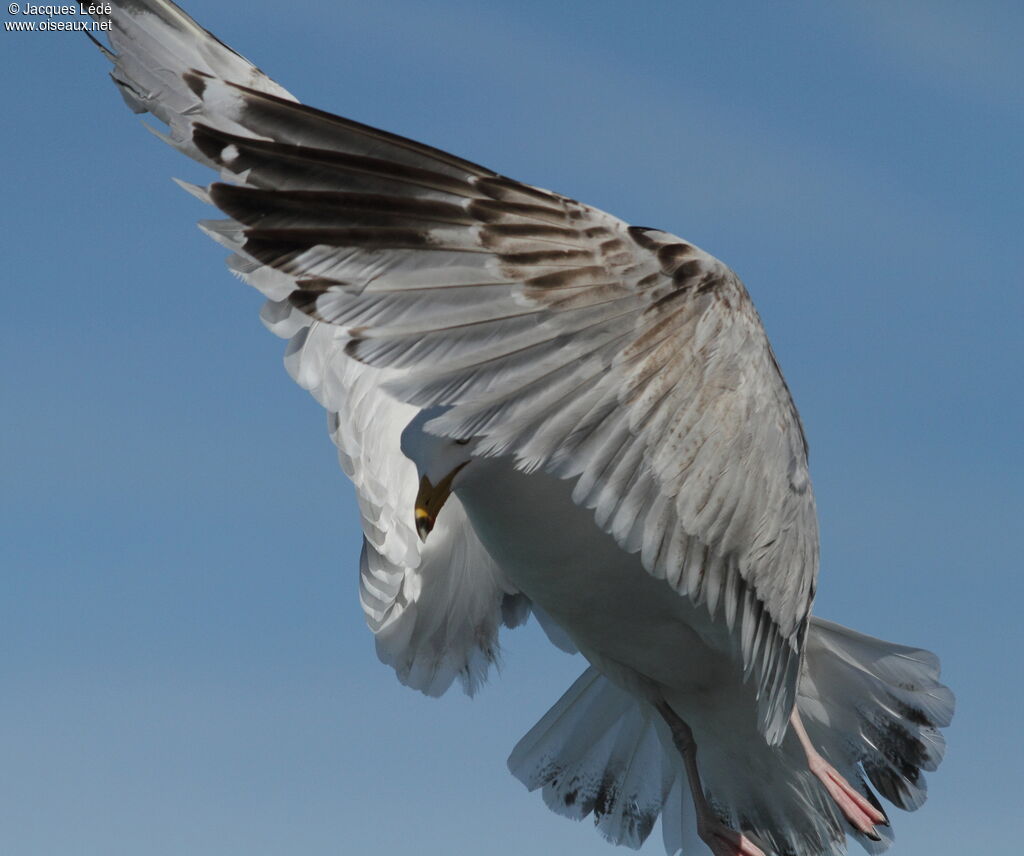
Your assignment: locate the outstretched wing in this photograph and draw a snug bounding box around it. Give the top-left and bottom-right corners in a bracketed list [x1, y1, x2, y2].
[83, 0, 817, 740]
[83, 0, 527, 697]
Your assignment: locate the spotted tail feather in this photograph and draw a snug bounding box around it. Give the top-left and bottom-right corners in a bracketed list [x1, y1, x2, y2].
[507, 667, 680, 850]
[508, 617, 953, 855]
[798, 618, 955, 826]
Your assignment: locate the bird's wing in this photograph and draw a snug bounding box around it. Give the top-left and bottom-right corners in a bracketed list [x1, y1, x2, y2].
[83, 0, 816, 740]
[273, 303, 530, 695]
[83, 0, 529, 697]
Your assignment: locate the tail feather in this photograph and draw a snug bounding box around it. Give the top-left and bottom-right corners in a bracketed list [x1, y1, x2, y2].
[509, 617, 954, 855]
[687, 727, 847, 856]
[800, 618, 954, 815]
[508, 668, 678, 849]
[659, 773, 702, 856]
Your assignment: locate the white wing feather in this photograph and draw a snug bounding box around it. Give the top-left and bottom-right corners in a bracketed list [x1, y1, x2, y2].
[285, 312, 526, 695]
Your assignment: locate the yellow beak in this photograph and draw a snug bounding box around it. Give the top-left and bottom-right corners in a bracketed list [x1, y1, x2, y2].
[414, 462, 468, 542]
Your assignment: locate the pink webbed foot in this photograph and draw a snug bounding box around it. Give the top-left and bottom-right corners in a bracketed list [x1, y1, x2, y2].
[808, 756, 887, 839]
[790, 709, 887, 839]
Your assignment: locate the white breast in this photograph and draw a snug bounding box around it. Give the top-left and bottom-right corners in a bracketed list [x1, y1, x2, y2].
[455, 457, 749, 709]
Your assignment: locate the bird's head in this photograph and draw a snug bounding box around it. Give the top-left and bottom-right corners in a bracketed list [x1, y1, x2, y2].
[400, 408, 475, 542]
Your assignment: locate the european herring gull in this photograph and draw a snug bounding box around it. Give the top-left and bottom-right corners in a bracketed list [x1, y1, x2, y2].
[77, 3, 954, 854]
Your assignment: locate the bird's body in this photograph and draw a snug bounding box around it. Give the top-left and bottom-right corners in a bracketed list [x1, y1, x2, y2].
[455, 452, 735, 703]
[73, 2, 954, 854]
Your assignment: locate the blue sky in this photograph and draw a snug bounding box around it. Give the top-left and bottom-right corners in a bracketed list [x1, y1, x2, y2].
[2, 1, 1021, 854]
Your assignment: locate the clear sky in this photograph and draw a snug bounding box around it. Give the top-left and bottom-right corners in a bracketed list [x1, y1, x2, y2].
[2, 1, 1021, 854]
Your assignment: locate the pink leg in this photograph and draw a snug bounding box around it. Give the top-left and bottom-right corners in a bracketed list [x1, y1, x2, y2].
[789, 709, 887, 839]
[656, 701, 766, 856]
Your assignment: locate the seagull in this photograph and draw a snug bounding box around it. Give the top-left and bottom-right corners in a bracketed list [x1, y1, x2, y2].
[78, 3, 953, 854]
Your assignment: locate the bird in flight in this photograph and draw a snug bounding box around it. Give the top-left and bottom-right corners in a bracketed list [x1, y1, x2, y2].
[77, 3, 953, 854]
